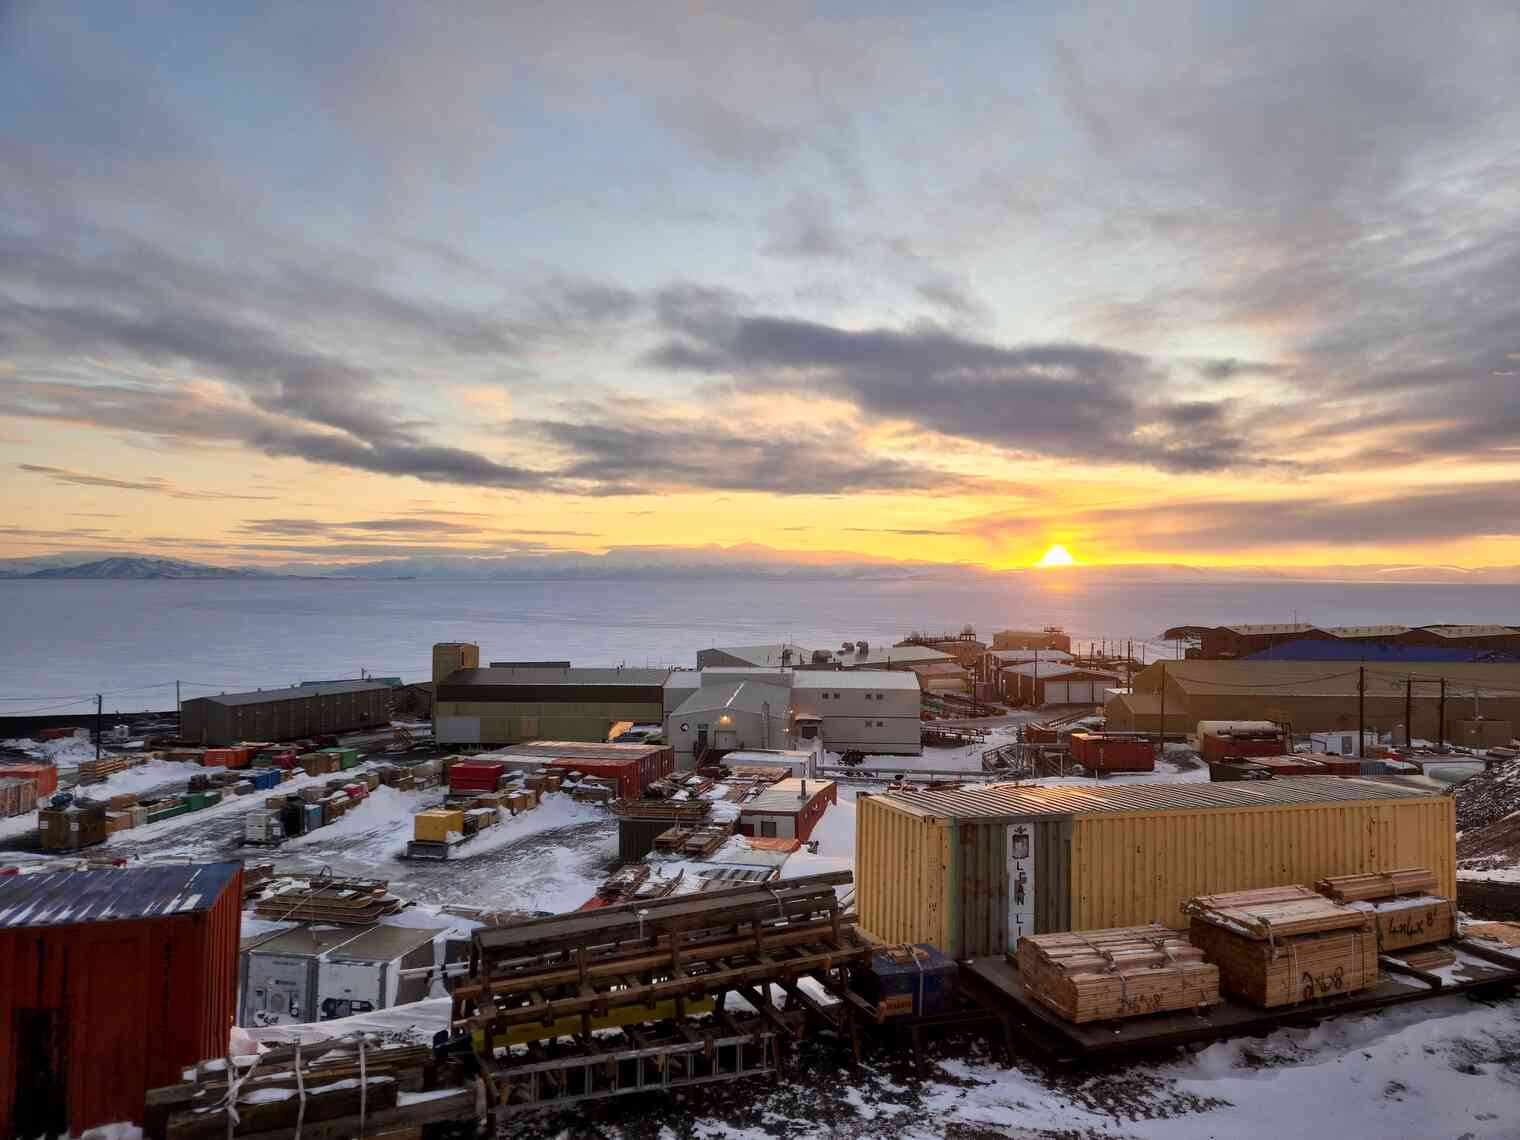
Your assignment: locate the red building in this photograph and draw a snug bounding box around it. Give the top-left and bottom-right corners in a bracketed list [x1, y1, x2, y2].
[737, 778, 838, 842]
[0, 863, 242, 1137]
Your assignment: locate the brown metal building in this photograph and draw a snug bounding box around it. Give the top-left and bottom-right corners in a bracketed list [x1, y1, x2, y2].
[180, 679, 393, 745]
[1193, 623, 1520, 659]
[1105, 659, 1520, 741]
[0, 863, 242, 1136]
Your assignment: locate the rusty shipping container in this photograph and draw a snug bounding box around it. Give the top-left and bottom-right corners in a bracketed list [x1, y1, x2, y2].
[0, 862, 242, 1137]
[0, 762, 58, 798]
[855, 778, 1454, 959]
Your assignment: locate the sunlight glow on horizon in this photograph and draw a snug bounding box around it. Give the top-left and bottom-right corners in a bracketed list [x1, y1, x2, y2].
[1035, 544, 1076, 568]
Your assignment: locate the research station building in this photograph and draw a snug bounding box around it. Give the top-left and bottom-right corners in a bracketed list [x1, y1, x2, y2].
[180, 679, 393, 746]
[432, 643, 671, 747]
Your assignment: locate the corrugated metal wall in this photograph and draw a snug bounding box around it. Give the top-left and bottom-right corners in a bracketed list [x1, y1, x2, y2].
[855, 795, 949, 950]
[858, 794, 1455, 957]
[0, 867, 241, 1136]
[1069, 797, 1456, 929]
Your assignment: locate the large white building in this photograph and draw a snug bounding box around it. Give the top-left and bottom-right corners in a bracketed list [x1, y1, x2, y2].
[664, 667, 922, 768]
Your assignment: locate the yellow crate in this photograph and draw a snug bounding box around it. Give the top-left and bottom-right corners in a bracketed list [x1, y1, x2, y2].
[414, 808, 465, 843]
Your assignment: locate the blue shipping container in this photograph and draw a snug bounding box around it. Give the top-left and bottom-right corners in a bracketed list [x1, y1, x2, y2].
[303, 803, 323, 832]
[857, 943, 958, 1018]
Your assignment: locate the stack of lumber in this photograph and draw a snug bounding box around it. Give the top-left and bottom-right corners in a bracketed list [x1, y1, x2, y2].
[1462, 921, 1520, 950]
[682, 823, 734, 857]
[611, 798, 711, 822]
[251, 875, 401, 924]
[1015, 925, 1221, 1023]
[1186, 884, 1376, 1008]
[1313, 868, 1453, 951]
[78, 754, 138, 784]
[1401, 946, 1457, 971]
[1314, 868, 1438, 902]
[151, 1040, 473, 1140]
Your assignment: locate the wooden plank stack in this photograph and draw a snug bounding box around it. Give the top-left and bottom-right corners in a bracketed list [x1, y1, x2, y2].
[1185, 885, 1376, 1008]
[251, 875, 402, 924]
[150, 1039, 473, 1140]
[1314, 868, 1438, 902]
[1015, 925, 1221, 1024]
[1313, 868, 1452, 951]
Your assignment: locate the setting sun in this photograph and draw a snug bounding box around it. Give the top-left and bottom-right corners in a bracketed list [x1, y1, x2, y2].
[1036, 544, 1076, 568]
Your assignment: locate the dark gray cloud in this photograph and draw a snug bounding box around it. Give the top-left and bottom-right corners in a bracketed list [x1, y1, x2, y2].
[644, 298, 1273, 473]
[17, 464, 276, 501]
[527, 414, 988, 497]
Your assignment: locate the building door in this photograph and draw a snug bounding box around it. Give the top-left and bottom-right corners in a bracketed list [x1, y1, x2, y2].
[12, 1008, 67, 1140]
[1006, 823, 1036, 949]
[761, 820, 777, 838]
[695, 724, 709, 757]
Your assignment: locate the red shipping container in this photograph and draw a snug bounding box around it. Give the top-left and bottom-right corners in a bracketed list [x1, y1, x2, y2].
[544, 757, 642, 799]
[1305, 752, 1361, 776]
[0, 762, 57, 798]
[34, 727, 80, 742]
[1200, 729, 1287, 763]
[449, 760, 507, 791]
[1069, 732, 1155, 772]
[0, 862, 242, 1136]
[1251, 755, 1325, 776]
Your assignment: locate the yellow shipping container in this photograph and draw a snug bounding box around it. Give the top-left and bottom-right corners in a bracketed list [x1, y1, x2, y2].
[414, 808, 466, 843]
[856, 777, 1455, 959]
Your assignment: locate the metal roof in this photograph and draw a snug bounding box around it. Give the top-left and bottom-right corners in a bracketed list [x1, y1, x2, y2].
[1220, 623, 1322, 635]
[1418, 625, 1519, 638]
[0, 862, 240, 928]
[872, 776, 1439, 822]
[791, 670, 920, 690]
[198, 679, 391, 707]
[698, 644, 814, 667]
[444, 666, 672, 686]
[1322, 625, 1413, 637]
[833, 645, 952, 667]
[329, 923, 446, 961]
[671, 681, 791, 718]
[740, 778, 836, 814]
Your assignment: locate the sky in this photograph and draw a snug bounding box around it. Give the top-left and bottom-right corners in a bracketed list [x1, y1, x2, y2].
[2, 1, 1520, 573]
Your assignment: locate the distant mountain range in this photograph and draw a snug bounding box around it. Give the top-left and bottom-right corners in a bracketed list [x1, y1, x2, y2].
[2, 556, 275, 580]
[1, 549, 1518, 584]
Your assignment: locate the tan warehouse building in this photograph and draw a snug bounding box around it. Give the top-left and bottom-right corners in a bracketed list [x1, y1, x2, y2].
[431, 642, 669, 747]
[1105, 659, 1520, 742]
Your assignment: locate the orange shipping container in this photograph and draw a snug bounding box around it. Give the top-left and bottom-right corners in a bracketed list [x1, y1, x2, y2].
[0, 762, 58, 797]
[0, 862, 242, 1136]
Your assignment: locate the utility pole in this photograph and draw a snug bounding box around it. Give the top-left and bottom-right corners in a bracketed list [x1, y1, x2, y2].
[176, 680, 182, 719]
[1404, 677, 1413, 748]
[95, 693, 102, 762]
[1357, 665, 1365, 758]
[1438, 678, 1447, 749]
[1157, 661, 1167, 760]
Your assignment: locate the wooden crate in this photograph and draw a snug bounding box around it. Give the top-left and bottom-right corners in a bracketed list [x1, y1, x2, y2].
[1015, 925, 1221, 1024]
[1188, 919, 1377, 1008]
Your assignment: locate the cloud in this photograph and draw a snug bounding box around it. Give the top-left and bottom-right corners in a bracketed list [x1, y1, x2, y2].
[17, 464, 276, 501]
[962, 481, 1520, 551]
[527, 413, 988, 496]
[644, 297, 1276, 473]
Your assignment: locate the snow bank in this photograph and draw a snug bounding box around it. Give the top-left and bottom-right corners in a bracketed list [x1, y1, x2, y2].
[281, 785, 421, 848]
[2, 735, 98, 770]
[418, 794, 605, 861]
